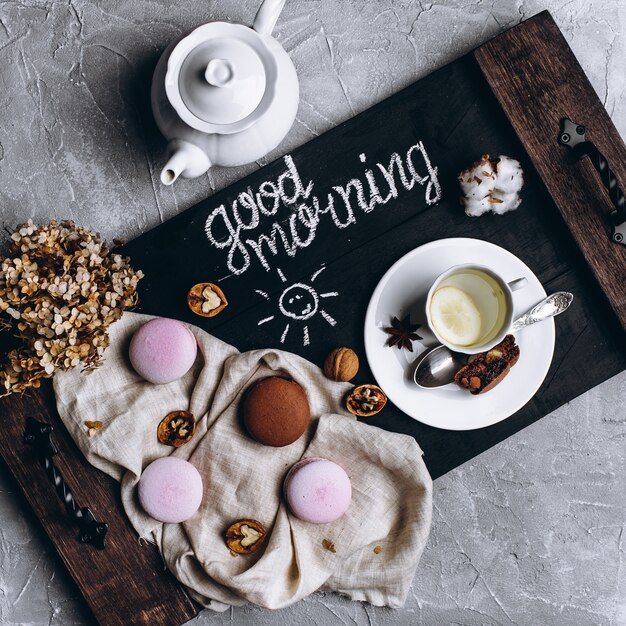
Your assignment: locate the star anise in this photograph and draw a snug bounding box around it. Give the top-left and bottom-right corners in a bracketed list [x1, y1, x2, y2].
[383, 314, 422, 351]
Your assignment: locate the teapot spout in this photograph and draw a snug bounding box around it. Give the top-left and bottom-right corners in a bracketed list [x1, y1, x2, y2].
[253, 0, 286, 35]
[160, 140, 211, 185]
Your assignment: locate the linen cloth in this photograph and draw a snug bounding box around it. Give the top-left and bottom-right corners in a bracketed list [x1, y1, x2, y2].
[53, 312, 432, 610]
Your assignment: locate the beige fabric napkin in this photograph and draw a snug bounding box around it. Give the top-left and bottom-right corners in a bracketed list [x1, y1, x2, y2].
[53, 312, 432, 610]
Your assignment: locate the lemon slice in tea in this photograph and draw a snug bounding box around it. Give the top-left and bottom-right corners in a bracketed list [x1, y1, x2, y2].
[430, 286, 482, 346]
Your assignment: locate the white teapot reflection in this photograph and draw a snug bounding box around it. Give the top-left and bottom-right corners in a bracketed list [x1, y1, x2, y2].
[151, 0, 299, 185]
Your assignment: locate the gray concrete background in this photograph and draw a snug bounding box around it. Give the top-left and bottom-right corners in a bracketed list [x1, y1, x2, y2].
[0, 0, 624, 624]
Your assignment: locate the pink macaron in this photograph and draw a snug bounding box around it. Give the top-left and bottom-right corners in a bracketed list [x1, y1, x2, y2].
[129, 318, 197, 384]
[138, 456, 203, 523]
[283, 457, 352, 524]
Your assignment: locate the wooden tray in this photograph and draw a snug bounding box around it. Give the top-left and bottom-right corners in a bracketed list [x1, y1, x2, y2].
[1, 11, 624, 626]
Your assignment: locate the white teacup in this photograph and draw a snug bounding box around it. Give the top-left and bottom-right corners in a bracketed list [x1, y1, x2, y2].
[425, 264, 527, 355]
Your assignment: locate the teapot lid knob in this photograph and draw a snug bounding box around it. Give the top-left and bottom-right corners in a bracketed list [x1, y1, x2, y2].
[204, 59, 235, 88]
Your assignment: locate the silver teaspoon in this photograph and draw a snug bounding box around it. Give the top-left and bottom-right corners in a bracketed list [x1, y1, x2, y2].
[413, 291, 574, 389]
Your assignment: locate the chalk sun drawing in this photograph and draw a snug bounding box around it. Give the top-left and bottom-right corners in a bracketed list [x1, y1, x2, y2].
[256, 266, 338, 346]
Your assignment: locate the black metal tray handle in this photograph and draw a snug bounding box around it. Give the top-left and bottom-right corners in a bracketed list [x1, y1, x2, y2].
[559, 117, 626, 245]
[24, 417, 108, 549]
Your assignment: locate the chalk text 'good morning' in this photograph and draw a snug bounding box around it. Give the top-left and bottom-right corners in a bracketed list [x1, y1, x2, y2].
[204, 141, 441, 276]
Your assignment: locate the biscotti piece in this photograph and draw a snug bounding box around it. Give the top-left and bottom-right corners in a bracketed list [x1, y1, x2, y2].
[454, 335, 520, 395]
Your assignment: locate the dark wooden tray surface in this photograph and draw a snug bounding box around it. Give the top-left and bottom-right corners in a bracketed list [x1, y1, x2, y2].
[118, 13, 625, 478]
[0, 11, 624, 626]
[476, 13, 626, 331]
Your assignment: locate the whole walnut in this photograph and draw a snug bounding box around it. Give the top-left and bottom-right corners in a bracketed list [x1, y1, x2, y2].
[323, 348, 359, 382]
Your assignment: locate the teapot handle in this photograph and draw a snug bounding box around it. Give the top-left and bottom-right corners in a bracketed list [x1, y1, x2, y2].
[253, 0, 286, 35]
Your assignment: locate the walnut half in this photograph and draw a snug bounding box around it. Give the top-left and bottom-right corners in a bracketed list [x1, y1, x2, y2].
[157, 410, 196, 447]
[346, 384, 387, 417]
[225, 519, 268, 555]
[187, 282, 228, 318]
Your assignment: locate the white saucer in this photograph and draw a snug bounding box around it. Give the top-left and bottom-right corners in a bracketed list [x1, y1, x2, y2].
[364, 238, 554, 431]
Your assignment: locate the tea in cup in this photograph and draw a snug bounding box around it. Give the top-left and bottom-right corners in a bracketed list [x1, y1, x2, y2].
[425, 264, 527, 354]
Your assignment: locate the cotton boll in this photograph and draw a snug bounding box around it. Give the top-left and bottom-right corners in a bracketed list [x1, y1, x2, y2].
[458, 155, 496, 201]
[494, 156, 524, 194]
[464, 197, 493, 217]
[465, 176, 496, 202]
[489, 192, 522, 214]
[459, 154, 524, 217]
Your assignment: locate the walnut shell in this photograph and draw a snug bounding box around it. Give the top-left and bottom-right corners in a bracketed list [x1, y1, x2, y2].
[187, 282, 228, 318]
[157, 410, 196, 447]
[346, 384, 387, 417]
[225, 519, 268, 555]
[323, 347, 359, 382]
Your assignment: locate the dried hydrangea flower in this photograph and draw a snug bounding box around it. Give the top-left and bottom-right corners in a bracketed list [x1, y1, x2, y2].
[0, 220, 143, 395]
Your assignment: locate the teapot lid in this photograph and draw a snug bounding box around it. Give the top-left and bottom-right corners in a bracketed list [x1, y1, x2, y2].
[165, 22, 278, 134]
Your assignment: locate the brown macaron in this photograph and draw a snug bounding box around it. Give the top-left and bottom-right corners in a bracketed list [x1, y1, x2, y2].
[242, 377, 310, 447]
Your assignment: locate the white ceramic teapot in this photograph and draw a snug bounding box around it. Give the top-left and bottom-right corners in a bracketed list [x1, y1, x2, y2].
[151, 0, 298, 185]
